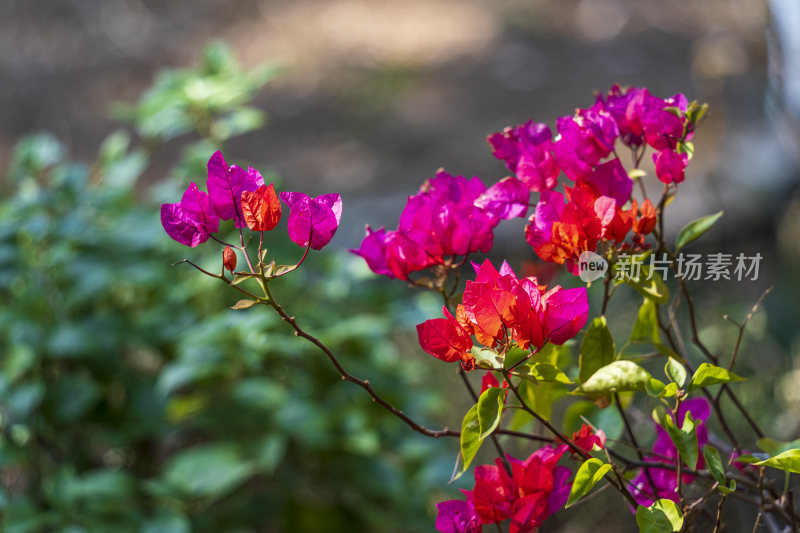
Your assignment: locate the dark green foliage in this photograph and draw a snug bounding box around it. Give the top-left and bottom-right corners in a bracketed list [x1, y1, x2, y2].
[0, 44, 450, 532]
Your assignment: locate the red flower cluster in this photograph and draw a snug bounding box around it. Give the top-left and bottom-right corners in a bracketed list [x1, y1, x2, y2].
[557, 423, 606, 456]
[416, 260, 588, 370]
[436, 445, 572, 533]
[525, 180, 656, 273]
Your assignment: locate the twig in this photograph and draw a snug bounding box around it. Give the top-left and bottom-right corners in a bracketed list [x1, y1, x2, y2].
[712, 494, 727, 533]
[615, 392, 659, 501]
[263, 283, 457, 439]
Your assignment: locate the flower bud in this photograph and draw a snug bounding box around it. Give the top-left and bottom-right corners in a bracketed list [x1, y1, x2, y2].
[223, 245, 237, 272]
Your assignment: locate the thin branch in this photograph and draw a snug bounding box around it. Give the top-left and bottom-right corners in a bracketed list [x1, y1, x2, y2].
[615, 392, 659, 500]
[263, 284, 457, 439]
[712, 494, 727, 533]
[751, 511, 762, 533]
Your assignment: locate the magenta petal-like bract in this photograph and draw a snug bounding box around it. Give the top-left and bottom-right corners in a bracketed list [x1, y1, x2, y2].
[541, 286, 588, 345]
[653, 149, 689, 184]
[206, 150, 264, 228]
[436, 499, 483, 533]
[474, 177, 530, 220]
[160, 182, 220, 247]
[547, 466, 572, 514]
[349, 225, 392, 277]
[583, 159, 633, 206]
[280, 191, 343, 250]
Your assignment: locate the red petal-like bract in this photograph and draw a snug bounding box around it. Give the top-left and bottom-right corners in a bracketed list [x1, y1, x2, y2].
[241, 183, 282, 232]
[473, 290, 516, 343]
[416, 312, 473, 364]
[442, 445, 571, 532]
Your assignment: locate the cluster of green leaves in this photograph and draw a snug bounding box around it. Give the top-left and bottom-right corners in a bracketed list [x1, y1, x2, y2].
[0, 44, 450, 533]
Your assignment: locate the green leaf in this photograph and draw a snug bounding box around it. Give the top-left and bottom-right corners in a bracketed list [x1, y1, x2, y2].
[676, 140, 694, 159]
[753, 449, 800, 474]
[477, 387, 505, 439]
[518, 379, 559, 422]
[231, 274, 254, 286]
[272, 264, 295, 277]
[473, 347, 500, 369]
[579, 316, 615, 384]
[629, 168, 647, 180]
[457, 404, 482, 478]
[636, 499, 684, 533]
[213, 106, 265, 140]
[504, 346, 530, 369]
[528, 362, 572, 384]
[664, 412, 698, 470]
[675, 211, 723, 251]
[702, 445, 726, 485]
[630, 299, 660, 344]
[618, 260, 670, 304]
[645, 378, 666, 397]
[733, 454, 760, 465]
[688, 363, 744, 391]
[757, 437, 800, 456]
[665, 358, 688, 389]
[163, 443, 254, 499]
[566, 458, 612, 508]
[646, 381, 678, 398]
[718, 479, 736, 495]
[575, 361, 651, 396]
[142, 511, 191, 533]
[231, 299, 257, 310]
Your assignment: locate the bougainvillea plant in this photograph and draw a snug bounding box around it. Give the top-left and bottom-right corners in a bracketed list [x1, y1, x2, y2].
[163, 85, 797, 533]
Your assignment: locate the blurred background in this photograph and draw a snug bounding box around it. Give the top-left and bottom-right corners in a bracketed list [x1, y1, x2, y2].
[1, 0, 799, 531]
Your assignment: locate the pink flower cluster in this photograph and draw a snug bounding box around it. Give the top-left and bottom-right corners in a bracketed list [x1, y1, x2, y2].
[349, 170, 528, 281]
[416, 260, 587, 370]
[436, 445, 572, 533]
[486, 85, 690, 271]
[629, 398, 710, 507]
[161, 151, 342, 250]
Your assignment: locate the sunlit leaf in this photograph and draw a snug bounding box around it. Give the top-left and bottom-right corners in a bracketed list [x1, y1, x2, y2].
[702, 445, 726, 485]
[665, 358, 688, 389]
[675, 211, 723, 251]
[575, 361, 651, 396]
[753, 449, 800, 474]
[231, 299, 257, 310]
[477, 387, 505, 439]
[566, 458, 611, 508]
[630, 299, 660, 344]
[664, 412, 698, 469]
[579, 316, 615, 384]
[636, 499, 683, 533]
[457, 404, 481, 478]
[688, 363, 744, 391]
